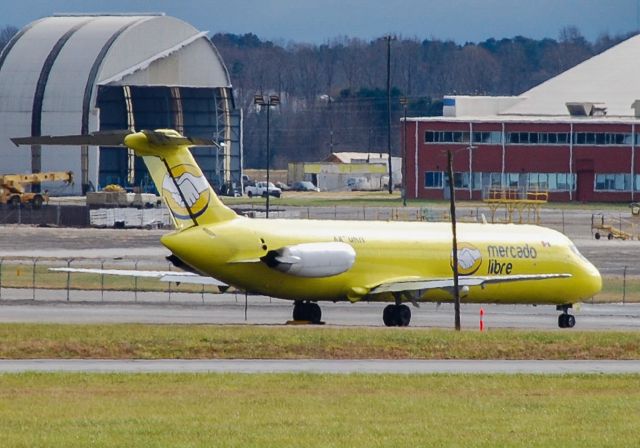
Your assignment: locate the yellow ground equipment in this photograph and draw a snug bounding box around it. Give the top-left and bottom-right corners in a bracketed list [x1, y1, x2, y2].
[483, 188, 548, 224]
[0, 171, 73, 208]
[591, 213, 635, 240]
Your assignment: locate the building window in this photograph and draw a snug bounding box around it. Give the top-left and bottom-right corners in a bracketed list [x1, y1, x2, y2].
[573, 132, 633, 146]
[595, 173, 631, 191]
[424, 171, 443, 188]
[472, 131, 502, 144]
[424, 131, 470, 144]
[507, 132, 570, 145]
[453, 172, 469, 189]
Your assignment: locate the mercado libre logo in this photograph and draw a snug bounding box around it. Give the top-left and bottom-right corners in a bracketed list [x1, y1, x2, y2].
[161, 164, 210, 219]
[451, 242, 482, 276]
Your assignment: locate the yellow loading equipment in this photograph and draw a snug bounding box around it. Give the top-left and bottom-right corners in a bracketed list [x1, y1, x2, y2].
[0, 171, 73, 208]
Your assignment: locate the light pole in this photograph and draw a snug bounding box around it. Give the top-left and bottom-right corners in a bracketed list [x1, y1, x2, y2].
[400, 97, 408, 206]
[385, 35, 396, 195]
[254, 94, 280, 218]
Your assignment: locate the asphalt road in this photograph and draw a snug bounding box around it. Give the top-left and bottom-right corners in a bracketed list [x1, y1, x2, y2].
[1, 298, 639, 330]
[1, 359, 640, 374]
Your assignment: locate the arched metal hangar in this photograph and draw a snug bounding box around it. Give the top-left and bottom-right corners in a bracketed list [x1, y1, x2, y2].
[0, 13, 241, 195]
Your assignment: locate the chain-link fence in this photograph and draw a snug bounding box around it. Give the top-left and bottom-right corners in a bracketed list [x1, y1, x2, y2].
[0, 257, 636, 304]
[0, 258, 230, 304]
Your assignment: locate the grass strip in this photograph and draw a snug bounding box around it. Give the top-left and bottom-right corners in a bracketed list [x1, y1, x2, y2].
[0, 323, 639, 360]
[0, 372, 638, 447]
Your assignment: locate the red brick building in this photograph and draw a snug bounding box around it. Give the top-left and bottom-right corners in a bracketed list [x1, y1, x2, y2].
[403, 35, 640, 203]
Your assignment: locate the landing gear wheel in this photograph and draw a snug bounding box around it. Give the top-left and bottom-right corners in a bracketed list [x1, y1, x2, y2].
[558, 311, 576, 328]
[565, 314, 575, 328]
[292, 301, 322, 324]
[558, 314, 567, 328]
[382, 304, 412, 327]
[383, 305, 397, 327]
[308, 303, 321, 323]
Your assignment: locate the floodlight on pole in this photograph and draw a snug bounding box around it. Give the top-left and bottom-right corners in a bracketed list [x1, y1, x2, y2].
[254, 94, 280, 219]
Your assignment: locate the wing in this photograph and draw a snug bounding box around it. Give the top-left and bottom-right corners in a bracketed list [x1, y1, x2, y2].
[49, 267, 227, 287]
[368, 273, 571, 295]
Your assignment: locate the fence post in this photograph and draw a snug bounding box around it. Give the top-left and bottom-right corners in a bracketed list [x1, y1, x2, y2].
[100, 260, 105, 301]
[32, 258, 38, 300]
[66, 258, 73, 301]
[167, 261, 172, 302]
[0, 258, 3, 300]
[623, 265, 627, 304]
[134, 260, 139, 302]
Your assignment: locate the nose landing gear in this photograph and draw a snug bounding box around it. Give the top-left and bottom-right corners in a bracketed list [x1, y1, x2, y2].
[557, 305, 576, 328]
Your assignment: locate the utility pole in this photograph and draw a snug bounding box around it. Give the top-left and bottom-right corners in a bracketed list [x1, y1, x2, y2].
[254, 94, 280, 219]
[448, 150, 461, 330]
[400, 97, 408, 206]
[385, 35, 394, 194]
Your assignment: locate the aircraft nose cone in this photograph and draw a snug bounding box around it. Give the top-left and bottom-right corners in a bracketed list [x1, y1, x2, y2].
[582, 262, 602, 298]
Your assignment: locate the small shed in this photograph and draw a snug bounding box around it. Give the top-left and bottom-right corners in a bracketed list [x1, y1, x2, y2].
[288, 152, 402, 191]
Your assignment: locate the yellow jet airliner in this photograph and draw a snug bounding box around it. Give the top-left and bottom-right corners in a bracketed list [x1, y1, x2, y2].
[13, 129, 602, 328]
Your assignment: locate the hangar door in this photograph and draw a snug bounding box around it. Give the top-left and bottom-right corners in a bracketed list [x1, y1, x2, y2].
[96, 85, 240, 193]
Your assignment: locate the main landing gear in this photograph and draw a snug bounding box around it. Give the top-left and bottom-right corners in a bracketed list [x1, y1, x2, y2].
[557, 304, 576, 329]
[383, 304, 411, 327]
[293, 301, 322, 324]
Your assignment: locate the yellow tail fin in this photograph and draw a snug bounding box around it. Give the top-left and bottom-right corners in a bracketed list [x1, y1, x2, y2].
[125, 130, 236, 229]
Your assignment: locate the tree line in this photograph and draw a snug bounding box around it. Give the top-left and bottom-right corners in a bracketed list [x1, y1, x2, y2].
[0, 25, 633, 168]
[212, 27, 632, 168]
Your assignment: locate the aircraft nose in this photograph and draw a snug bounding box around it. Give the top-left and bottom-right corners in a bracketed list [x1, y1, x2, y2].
[581, 261, 602, 298]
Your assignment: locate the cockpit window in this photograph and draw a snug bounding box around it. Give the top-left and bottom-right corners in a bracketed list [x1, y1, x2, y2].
[570, 244, 588, 262]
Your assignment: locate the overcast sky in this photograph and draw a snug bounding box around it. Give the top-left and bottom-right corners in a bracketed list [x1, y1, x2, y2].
[1, 0, 638, 44]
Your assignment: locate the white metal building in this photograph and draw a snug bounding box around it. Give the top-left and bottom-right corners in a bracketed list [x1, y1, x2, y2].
[0, 13, 241, 195]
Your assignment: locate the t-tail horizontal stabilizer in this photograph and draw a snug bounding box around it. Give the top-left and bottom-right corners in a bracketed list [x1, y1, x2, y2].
[12, 129, 237, 228]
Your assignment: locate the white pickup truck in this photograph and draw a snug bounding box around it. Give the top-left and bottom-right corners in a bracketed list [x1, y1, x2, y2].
[244, 181, 282, 198]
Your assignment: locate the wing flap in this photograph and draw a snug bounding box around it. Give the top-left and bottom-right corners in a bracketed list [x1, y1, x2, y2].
[369, 273, 571, 295]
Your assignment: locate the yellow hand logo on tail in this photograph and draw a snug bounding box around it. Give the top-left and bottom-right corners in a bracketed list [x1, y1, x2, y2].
[161, 164, 211, 219]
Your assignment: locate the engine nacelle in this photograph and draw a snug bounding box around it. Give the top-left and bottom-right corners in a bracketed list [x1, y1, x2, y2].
[263, 242, 356, 278]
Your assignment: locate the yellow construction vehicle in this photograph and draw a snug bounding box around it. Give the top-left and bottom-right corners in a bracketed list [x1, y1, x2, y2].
[0, 171, 73, 208]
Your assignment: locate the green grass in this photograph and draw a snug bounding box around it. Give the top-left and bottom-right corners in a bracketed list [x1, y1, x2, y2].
[0, 372, 638, 447]
[1, 324, 640, 360]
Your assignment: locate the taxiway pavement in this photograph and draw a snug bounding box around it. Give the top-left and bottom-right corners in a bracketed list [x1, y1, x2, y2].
[1, 359, 639, 374]
[0, 298, 638, 330]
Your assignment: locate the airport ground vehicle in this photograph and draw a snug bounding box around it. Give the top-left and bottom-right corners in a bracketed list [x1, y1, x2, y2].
[0, 171, 73, 208]
[245, 181, 282, 198]
[292, 181, 320, 192]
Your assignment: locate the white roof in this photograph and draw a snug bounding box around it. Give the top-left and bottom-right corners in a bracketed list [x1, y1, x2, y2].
[428, 34, 640, 121]
[0, 14, 231, 190]
[504, 34, 640, 117]
[326, 152, 392, 163]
